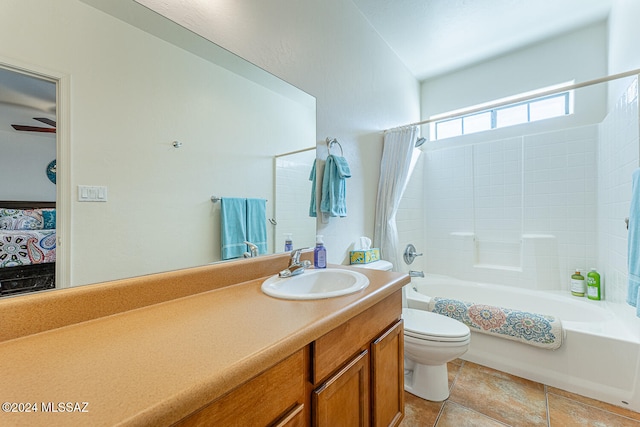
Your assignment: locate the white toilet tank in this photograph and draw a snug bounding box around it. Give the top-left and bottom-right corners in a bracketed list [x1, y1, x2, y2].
[352, 260, 393, 271]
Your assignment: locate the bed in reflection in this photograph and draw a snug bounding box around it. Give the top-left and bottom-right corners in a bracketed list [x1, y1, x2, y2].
[0, 201, 56, 297]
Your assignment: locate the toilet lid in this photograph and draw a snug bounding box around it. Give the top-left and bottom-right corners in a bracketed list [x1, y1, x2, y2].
[402, 308, 470, 341]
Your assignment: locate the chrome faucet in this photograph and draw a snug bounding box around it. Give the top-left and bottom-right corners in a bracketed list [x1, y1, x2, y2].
[243, 241, 259, 258]
[279, 248, 311, 277]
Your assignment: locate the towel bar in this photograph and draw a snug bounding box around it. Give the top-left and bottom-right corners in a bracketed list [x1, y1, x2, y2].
[211, 196, 268, 203]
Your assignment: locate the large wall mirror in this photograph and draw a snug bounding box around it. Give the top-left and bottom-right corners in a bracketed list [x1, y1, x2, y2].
[274, 149, 318, 252]
[0, 0, 316, 296]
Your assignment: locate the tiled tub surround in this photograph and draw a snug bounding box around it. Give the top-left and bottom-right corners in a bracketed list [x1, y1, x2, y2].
[419, 78, 639, 304]
[407, 274, 640, 413]
[422, 124, 599, 292]
[0, 252, 409, 426]
[598, 77, 639, 303]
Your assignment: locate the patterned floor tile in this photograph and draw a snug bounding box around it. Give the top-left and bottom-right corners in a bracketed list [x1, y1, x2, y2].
[447, 361, 547, 426]
[399, 360, 462, 427]
[548, 387, 640, 422]
[548, 393, 640, 427]
[399, 391, 443, 427]
[436, 402, 509, 427]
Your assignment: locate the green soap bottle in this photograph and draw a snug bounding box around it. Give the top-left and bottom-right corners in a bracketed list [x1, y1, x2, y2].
[587, 268, 601, 300]
[571, 269, 585, 297]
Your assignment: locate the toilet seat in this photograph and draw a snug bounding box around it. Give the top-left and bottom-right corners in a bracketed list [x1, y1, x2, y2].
[402, 308, 470, 342]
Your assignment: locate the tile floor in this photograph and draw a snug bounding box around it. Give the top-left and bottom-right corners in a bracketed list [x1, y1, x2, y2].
[399, 359, 640, 427]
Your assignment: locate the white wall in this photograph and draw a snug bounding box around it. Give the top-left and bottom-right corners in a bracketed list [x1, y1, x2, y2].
[405, 21, 609, 289]
[421, 21, 608, 128]
[608, 0, 640, 106]
[136, 0, 421, 265]
[408, 4, 640, 302]
[0, 130, 56, 201]
[0, 0, 315, 285]
[601, 0, 640, 304]
[598, 78, 639, 303]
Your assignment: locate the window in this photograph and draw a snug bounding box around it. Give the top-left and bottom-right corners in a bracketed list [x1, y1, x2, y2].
[431, 84, 573, 141]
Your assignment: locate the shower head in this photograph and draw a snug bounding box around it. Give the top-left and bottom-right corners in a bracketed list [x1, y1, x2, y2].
[415, 137, 426, 148]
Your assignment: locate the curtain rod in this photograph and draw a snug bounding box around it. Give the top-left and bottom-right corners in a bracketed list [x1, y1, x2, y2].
[385, 67, 640, 133]
[274, 145, 316, 158]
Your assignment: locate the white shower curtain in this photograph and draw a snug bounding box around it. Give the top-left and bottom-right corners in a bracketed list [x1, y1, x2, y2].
[373, 126, 418, 271]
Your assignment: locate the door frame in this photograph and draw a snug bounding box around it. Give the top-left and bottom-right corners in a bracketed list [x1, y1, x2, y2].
[0, 57, 71, 288]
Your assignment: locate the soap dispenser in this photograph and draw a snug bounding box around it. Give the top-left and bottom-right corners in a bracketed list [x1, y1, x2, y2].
[314, 235, 327, 269]
[284, 233, 293, 252]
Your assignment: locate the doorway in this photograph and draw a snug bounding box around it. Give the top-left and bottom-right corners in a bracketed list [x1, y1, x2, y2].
[0, 64, 58, 296]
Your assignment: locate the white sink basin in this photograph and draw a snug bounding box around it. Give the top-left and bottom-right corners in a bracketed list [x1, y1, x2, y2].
[261, 268, 370, 300]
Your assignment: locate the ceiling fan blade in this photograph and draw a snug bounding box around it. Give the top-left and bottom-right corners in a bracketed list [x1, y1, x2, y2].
[33, 117, 56, 127]
[11, 125, 56, 133]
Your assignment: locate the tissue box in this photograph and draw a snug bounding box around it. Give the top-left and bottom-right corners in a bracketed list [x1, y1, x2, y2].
[349, 248, 380, 264]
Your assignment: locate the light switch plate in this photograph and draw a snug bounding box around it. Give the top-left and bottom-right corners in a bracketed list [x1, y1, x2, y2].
[78, 185, 108, 202]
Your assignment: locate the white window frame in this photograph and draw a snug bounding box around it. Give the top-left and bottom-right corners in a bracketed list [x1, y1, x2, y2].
[430, 82, 575, 141]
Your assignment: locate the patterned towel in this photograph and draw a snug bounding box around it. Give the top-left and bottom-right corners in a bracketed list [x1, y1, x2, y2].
[427, 297, 563, 350]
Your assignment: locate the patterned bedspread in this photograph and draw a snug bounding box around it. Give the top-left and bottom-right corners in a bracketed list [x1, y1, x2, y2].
[0, 230, 56, 268]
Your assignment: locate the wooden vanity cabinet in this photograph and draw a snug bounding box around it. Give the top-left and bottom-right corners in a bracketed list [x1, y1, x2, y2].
[312, 290, 404, 427]
[175, 290, 403, 427]
[175, 348, 309, 427]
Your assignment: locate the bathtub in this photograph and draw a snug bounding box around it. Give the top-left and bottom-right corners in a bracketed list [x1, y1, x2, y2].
[406, 274, 640, 412]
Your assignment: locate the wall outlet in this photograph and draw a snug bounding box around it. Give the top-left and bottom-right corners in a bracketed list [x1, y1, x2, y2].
[78, 185, 108, 202]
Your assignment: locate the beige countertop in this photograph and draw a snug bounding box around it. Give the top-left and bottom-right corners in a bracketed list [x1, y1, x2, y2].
[0, 259, 408, 426]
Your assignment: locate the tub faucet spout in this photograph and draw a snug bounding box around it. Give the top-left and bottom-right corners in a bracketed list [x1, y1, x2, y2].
[409, 270, 425, 278]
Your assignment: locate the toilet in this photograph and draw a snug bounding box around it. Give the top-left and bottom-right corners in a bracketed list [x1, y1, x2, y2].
[355, 260, 471, 402]
[402, 307, 470, 401]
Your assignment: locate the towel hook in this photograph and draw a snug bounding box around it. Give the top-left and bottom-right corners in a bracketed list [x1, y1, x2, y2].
[326, 137, 343, 156]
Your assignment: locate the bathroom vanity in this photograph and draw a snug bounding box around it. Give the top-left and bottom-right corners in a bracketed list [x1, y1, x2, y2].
[0, 252, 408, 426]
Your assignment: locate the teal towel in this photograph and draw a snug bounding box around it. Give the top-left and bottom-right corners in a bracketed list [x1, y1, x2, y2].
[320, 155, 351, 217]
[221, 198, 247, 260]
[309, 160, 317, 217]
[628, 168, 640, 317]
[246, 198, 268, 255]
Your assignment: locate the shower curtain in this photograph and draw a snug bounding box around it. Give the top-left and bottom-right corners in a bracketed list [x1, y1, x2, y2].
[373, 126, 418, 271]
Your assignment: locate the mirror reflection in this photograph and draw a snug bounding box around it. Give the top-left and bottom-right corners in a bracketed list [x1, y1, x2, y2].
[0, 0, 316, 297]
[274, 149, 317, 253]
[0, 68, 57, 297]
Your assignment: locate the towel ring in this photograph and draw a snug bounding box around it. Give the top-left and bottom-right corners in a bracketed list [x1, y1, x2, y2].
[326, 137, 344, 156]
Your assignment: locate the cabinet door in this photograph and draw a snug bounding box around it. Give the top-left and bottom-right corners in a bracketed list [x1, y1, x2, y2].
[371, 320, 404, 427]
[313, 350, 370, 426]
[273, 403, 306, 427]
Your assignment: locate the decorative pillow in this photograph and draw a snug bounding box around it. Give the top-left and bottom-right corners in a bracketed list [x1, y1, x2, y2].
[0, 209, 44, 230]
[42, 209, 56, 229]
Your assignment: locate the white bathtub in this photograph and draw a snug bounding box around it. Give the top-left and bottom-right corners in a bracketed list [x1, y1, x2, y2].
[406, 274, 640, 412]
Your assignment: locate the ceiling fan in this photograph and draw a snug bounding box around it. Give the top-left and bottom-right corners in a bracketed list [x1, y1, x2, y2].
[11, 117, 56, 133]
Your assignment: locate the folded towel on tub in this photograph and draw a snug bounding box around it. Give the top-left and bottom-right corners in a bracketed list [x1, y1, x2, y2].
[428, 297, 563, 350]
